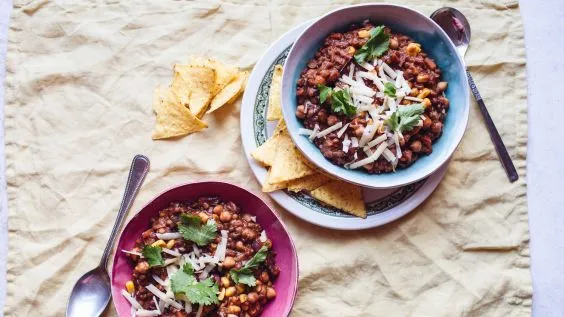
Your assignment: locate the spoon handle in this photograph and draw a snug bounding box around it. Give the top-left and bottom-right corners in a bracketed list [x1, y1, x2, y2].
[466, 71, 518, 182]
[100, 155, 150, 268]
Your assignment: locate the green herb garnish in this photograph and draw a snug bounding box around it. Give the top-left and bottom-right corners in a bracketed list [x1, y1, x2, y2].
[318, 84, 332, 104]
[171, 263, 219, 305]
[383, 82, 396, 98]
[317, 84, 356, 116]
[386, 104, 425, 133]
[178, 213, 217, 246]
[229, 246, 269, 286]
[354, 26, 390, 64]
[141, 245, 164, 267]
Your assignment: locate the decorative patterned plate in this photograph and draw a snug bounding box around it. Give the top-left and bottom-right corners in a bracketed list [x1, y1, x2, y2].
[240, 21, 449, 230]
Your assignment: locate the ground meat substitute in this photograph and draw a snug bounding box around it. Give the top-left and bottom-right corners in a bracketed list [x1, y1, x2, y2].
[295, 21, 450, 173]
[127, 197, 280, 317]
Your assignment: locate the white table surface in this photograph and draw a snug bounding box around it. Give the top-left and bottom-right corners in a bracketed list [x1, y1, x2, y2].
[1, 0, 563, 316]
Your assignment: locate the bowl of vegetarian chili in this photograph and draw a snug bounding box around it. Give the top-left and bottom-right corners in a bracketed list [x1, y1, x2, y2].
[111, 181, 298, 317]
[281, 4, 470, 189]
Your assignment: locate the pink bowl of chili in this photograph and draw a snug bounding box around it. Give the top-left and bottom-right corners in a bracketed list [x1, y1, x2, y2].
[111, 181, 299, 317]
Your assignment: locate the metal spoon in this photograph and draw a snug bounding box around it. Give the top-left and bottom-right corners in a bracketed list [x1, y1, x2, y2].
[431, 7, 519, 182]
[66, 155, 150, 317]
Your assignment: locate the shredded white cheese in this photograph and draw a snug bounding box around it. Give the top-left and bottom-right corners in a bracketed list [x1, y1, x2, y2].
[153, 296, 161, 314]
[348, 63, 355, 78]
[214, 230, 229, 263]
[361, 62, 375, 71]
[394, 133, 402, 159]
[382, 62, 397, 79]
[259, 230, 268, 242]
[404, 96, 423, 102]
[382, 148, 397, 163]
[136, 309, 161, 316]
[162, 248, 181, 257]
[164, 258, 179, 266]
[152, 274, 167, 287]
[350, 142, 389, 169]
[378, 66, 389, 83]
[336, 123, 350, 138]
[156, 232, 182, 240]
[146, 284, 183, 309]
[309, 124, 320, 141]
[395, 70, 404, 88]
[364, 134, 388, 149]
[298, 128, 313, 136]
[358, 123, 379, 147]
[121, 250, 143, 257]
[315, 122, 343, 139]
[342, 134, 351, 153]
[121, 290, 143, 310]
[351, 136, 359, 148]
[357, 71, 385, 91]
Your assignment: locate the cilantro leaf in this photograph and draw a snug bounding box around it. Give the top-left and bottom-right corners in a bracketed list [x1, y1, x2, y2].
[171, 264, 219, 305]
[318, 84, 332, 104]
[331, 88, 356, 116]
[354, 26, 390, 64]
[178, 220, 217, 246]
[386, 104, 425, 133]
[383, 82, 396, 98]
[244, 246, 269, 269]
[229, 246, 269, 286]
[180, 213, 202, 227]
[141, 245, 164, 267]
[230, 268, 256, 286]
[171, 264, 196, 293]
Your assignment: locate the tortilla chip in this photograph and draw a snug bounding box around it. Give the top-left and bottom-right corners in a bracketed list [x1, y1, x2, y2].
[262, 170, 289, 192]
[287, 173, 334, 192]
[310, 181, 366, 218]
[207, 71, 248, 114]
[268, 131, 316, 184]
[189, 55, 239, 95]
[251, 133, 282, 167]
[172, 64, 216, 117]
[273, 118, 287, 135]
[267, 65, 283, 121]
[152, 86, 207, 140]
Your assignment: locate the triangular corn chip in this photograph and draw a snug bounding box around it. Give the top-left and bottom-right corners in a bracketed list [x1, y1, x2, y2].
[310, 181, 366, 218]
[287, 173, 334, 192]
[152, 86, 207, 140]
[189, 55, 239, 95]
[267, 65, 283, 121]
[172, 64, 216, 117]
[207, 71, 248, 113]
[267, 131, 316, 184]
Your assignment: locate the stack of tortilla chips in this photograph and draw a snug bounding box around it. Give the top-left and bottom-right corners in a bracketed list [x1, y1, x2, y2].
[251, 65, 367, 218]
[152, 56, 248, 139]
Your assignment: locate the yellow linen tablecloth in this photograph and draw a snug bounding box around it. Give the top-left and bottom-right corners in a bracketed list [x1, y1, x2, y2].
[4, 0, 530, 316]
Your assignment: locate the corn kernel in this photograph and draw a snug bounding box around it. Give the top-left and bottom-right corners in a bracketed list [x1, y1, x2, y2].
[239, 294, 248, 303]
[165, 239, 175, 249]
[406, 43, 421, 56]
[347, 46, 355, 54]
[151, 240, 166, 247]
[221, 276, 231, 288]
[410, 88, 419, 97]
[423, 98, 432, 108]
[417, 88, 431, 99]
[358, 30, 370, 38]
[235, 284, 246, 294]
[225, 286, 237, 297]
[218, 288, 226, 301]
[125, 281, 135, 294]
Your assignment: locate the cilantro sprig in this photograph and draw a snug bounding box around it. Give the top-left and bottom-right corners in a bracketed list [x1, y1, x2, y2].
[354, 26, 390, 64]
[386, 104, 425, 133]
[141, 245, 164, 267]
[229, 246, 269, 287]
[178, 213, 217, 246]
[171, 263, 219, 305]
[383, 82, 396, 98]
[317, 84, 356, 117]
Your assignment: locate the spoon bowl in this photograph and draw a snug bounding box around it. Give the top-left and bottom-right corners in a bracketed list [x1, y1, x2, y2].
[430, 7, 471, 58]
[67, 268, 111, 317]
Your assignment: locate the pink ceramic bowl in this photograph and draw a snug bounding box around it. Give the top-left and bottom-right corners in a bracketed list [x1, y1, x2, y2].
[110, 181, 299, 316]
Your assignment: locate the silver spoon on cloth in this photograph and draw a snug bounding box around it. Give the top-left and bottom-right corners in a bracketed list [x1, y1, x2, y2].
[66, 155, 150, 317]
[431, 7, 519, 182]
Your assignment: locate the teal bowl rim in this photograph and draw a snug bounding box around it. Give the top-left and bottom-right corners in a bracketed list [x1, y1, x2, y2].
[281, 3, 470, 189]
